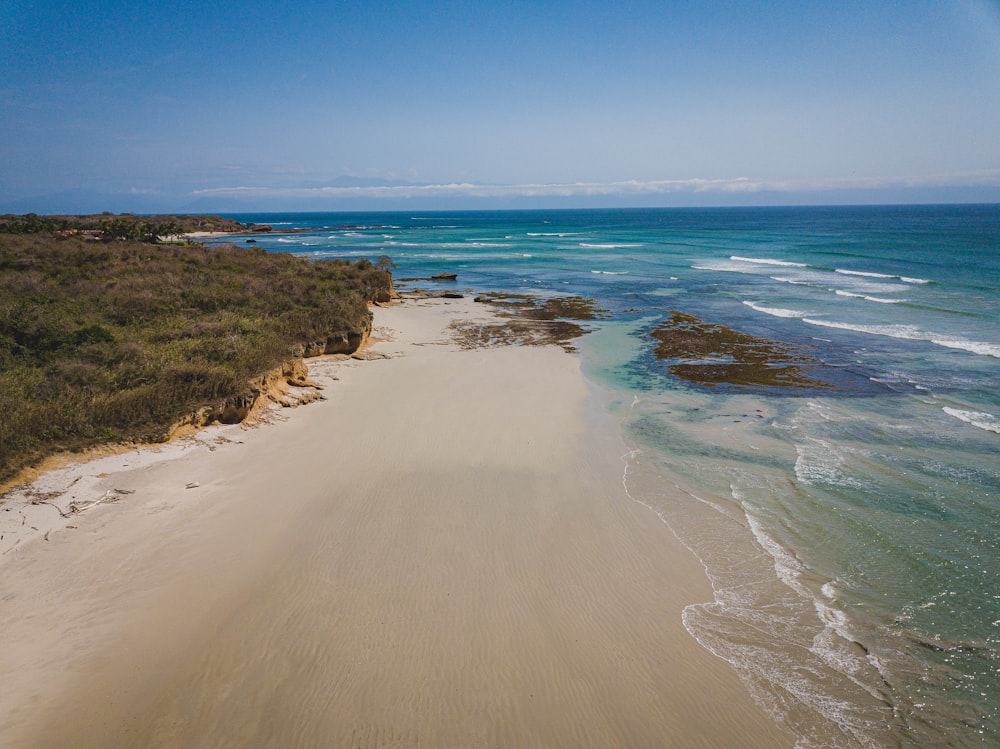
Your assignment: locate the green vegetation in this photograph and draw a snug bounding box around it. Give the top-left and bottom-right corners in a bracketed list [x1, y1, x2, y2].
[0, 231, 392, 484]
[0, 212, 247, 240]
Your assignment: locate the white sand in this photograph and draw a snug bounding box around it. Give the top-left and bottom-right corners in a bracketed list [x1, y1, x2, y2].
[0, 297, 792, 748]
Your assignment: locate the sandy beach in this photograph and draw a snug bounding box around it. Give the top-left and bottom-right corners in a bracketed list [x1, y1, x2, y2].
[0, 297, 792, 748]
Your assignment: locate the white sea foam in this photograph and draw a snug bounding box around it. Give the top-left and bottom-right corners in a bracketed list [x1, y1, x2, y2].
[692, 263, 738, 272]
[834, 290, 906, 304]
[745, 511, 804, 592]
[801, 319, 1000, 358]
[943, 407, 1000, 434]
[835, 269, 896, 280]
[769, 276, 817, 288]
[794, 439, 865, 489]
[579, 242, 642, 249]
[742, 301, 808, 318]
[835, 268, 932, 285]
[730, 255, 808, 268]
[591, 270, 628, 275]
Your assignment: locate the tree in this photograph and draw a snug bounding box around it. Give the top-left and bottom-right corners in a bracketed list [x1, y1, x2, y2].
[375, 255, 396, 272]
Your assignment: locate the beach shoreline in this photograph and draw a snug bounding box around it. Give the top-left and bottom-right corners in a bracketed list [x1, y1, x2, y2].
[0, 296, 793, 747]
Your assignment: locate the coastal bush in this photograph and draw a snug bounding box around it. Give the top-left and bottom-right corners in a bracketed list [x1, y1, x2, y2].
[0, 231, 392, 484]
[0, 212, 246, 238]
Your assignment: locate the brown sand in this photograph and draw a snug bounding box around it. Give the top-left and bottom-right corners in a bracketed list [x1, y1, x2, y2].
[0, 298, 793, 748]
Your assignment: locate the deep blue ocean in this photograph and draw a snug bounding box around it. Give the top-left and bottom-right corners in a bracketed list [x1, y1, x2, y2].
[219, 205, 999, 748]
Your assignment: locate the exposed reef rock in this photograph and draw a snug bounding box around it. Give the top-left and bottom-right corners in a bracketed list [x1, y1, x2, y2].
[397, 289, 464, 300]
[650, 311, 828, 390]
[453, 293, 608, 352]
[398, 272, 458, 282]
[473, 293, 607, 321]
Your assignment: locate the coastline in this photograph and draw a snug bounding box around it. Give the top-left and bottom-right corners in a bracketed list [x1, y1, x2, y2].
[0, 296, 793, 747]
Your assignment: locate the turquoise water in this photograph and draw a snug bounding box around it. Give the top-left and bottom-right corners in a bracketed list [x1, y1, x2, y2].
[221, 206, 999, 747]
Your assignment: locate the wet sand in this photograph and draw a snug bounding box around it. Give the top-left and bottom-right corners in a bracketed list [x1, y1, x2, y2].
[0, 297, 793, 748]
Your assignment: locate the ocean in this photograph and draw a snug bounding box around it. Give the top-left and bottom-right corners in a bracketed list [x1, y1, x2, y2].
[218, 205, 999, 748]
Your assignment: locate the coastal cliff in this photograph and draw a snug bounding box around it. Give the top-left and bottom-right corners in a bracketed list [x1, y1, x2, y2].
[167, 323, 374, 437]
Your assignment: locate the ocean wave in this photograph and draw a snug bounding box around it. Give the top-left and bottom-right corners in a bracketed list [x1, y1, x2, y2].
[526, 232, 582, 237]
[746, 511, 804, 590]
[311, 249, 366, 257]
[836, 269, 932, 285]
[579, 242, 643, 249]
[834, 290, 906, 304]
[942, 407, 1000, 434]
[801, 319, 1000, 358]
[591, 270, 628, 275]
[692, 261, 794, 275]
[794, 439, 867, 489]
[730, 255, 808, 268]
[835, 269, 896, 279]
[692, 263, 741, 272]
[746, 507, 883, 696]
[770, 275, 820, 287]
[742, 301, 808, 318]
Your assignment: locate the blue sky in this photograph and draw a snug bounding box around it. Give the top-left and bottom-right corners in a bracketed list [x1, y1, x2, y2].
[2, 0, 1000, 212]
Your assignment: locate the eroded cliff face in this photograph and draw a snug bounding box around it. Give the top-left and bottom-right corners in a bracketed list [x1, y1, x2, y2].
[300, 328, 369, 357]
[297, 308, 374, 358]
[167, 313, 373, 437]
[167, 359, 319, 435]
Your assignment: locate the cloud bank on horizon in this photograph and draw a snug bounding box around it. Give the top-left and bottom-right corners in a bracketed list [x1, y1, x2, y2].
[2, 0, 1000, 212]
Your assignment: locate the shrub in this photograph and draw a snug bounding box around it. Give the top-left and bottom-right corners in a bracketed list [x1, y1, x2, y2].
[0, 230, 391, 483]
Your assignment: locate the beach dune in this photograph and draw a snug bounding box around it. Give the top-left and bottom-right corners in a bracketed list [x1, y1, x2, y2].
[0, 298, 791, 748]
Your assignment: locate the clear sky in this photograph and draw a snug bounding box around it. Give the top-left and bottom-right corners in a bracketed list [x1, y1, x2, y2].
[2, 0, 1000, 212]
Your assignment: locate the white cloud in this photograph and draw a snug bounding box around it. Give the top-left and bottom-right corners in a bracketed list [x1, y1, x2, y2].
[189, 171, 1000, 202]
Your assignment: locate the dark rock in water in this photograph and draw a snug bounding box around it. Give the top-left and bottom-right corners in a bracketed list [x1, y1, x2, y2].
[472, 292, 608, 321]
[431, 272, 458, 281]
[245, 239, 257, 244]
[250, 224, 273, 233]
[650, 311, 828, 390]
[452, 292, 608, 352]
